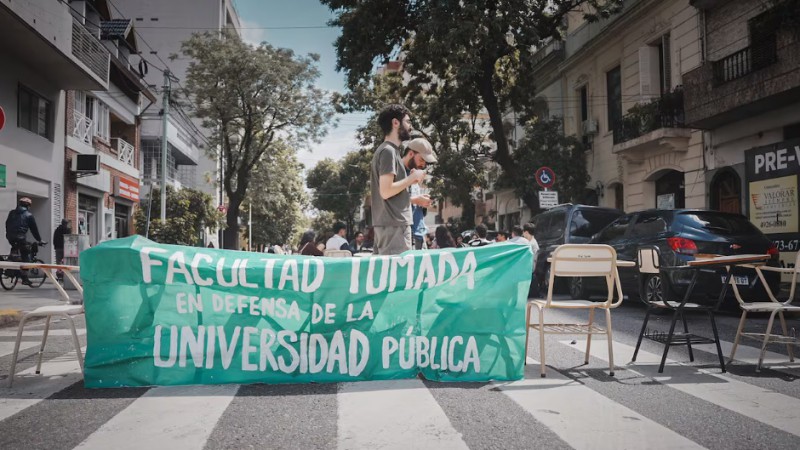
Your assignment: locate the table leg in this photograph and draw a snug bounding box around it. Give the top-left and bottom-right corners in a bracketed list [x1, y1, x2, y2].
[63, 271, 83, 301]
[43, 269, 70, 302]
[707, 310, 726, 373]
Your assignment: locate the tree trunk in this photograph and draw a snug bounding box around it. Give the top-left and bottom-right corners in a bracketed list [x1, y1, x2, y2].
[223, 199, 242, 250]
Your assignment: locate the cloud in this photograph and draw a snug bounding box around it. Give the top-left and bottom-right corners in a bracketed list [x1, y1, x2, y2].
[240, 18, 268, 46]
[299, 121, 361, 169]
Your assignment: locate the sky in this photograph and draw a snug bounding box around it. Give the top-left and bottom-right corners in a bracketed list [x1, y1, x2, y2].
[232, 0, 369, 171]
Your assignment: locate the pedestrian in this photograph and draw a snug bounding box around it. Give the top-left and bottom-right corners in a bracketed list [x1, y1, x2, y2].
[522, 222, 540, 262]
[433, 225, 456, 248]
[509, 225, 528, 244]
[325, 222, 350, 251]
[425, 232, 434, 249]
[298, 230, 324, 256]
[5, 197, 43, 286]
[468, 224, 491, 247]
[53, 219, 71, 265]
[349, 231, 367, 253]
[495, 230, 509, 243]
[370, 104, 425, 255]
[402, 137, 437, 250]
[455, 234, 467, 248]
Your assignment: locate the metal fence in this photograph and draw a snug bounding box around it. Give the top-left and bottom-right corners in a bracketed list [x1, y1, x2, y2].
[613, 87, 685, 145]
[71, 18, 109, 83]
[712, 39, 777, 85]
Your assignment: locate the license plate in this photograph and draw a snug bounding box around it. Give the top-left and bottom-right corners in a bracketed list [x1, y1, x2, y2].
[722, 275, 748, 286]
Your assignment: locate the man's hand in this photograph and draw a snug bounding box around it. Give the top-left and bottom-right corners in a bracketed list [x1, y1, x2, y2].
[412, 194, 432, 208]
[408, 169, 426, 184]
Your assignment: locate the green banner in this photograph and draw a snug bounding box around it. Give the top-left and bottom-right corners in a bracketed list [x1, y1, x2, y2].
[80, 236, 532, 387]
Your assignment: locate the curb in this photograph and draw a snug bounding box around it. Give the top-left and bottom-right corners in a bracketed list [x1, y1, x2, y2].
[0, 309, 23, 328]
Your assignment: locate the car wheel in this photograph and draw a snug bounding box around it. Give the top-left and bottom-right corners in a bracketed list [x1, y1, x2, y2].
[642, 274, 664, 304]
[569, 277, 585, 299]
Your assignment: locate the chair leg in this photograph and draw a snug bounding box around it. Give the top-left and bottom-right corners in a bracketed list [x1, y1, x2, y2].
[585, 308, 595, 364]
[659, 310, 680, 373]
[539, 307, 546, 378]
[777, 311, 794, 363]
[632, 307, 652, 362]
[66, 315, 84, 371]
[757, 310, 778, 372]
[605, 309, 614, 377]
[7, 315, 31, 388]
[729, 310, 747, 364]
[708, 310, 726, 373]
[35, 316, 52, 375]
[681, 312, 694, 362]
[524, 303, 531, 366]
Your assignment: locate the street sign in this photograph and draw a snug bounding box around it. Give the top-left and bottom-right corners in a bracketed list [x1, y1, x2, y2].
[0, 106, 5, 131]
[0, 164, 5, 188]
[539, 190, 559, 209]
[218, 204, 227, 213]
[535, 166, 555, 189]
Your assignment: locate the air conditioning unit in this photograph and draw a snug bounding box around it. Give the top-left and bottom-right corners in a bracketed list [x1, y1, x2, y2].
[582, 119, 598, 136]
[72, 154, 100, 175]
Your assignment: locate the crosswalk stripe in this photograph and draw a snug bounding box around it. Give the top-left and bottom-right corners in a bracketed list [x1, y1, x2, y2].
[495, 357, 705, 450]
[0, 328, 86, 337]
[694, 340, 799, 371]
[0, 329, 86, 359]
[0, 348, 85, 422]
[558, 339, 800, 438]
[74, 384, 240, 450]
[337, 379, 468, 450]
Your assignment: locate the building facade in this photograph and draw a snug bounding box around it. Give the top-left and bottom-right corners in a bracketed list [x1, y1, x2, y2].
[0, 0, 110, 261]
[684, 0, 800, 273]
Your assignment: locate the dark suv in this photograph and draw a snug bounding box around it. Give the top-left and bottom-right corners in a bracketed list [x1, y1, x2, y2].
[532, 204, 625, 293]
[574, 209, 780, 306]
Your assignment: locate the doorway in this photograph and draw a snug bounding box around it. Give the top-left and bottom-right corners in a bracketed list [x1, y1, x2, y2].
[655, 170, 685, 209]
[710, 170, 741, 214]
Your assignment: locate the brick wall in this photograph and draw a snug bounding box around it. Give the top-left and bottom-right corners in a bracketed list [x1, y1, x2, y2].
[706, 0, 768, 61]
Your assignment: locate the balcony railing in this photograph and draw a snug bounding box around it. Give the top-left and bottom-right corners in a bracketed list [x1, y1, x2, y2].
[71, 18, 110, 83]
[72, 110, 93, 145]
[112, 138, 135, 167]
[712, 39, 777, 85]
[613, 88, 685, 145]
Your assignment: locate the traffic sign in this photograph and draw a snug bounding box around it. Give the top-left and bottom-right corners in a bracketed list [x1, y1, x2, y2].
[0, 106, 5, 131]
[535, 166, 555, 189]
[539, 191, 559, 209]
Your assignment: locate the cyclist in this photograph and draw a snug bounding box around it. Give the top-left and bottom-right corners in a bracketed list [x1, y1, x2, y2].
[5, 197, 43, 286]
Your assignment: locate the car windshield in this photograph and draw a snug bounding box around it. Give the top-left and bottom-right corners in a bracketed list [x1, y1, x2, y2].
[678, 212, 761, 235]
[570, 209, 623, 242]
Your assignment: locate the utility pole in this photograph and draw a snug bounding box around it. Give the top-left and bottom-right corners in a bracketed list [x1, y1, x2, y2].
[248, 201, 252, 252]
[160, 69, 171, 221]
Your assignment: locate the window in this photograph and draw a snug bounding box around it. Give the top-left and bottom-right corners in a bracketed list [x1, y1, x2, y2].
[18, 86, 52, 140]
[606, 66, 621, 133]
[639, 34, 671, 100]
[536, 211, 566, 241]
[614, 184, 624, 211]
[94, 101, 110, 142]
[569, 209, 624, 243]
[579, 86, 588, 122]
[594, 215, 631, 243]
[630, 213, 668, 237]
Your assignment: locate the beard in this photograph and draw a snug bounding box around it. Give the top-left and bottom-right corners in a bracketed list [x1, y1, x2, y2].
[398, 124, 412, 142]
[407, 156, 418, 171]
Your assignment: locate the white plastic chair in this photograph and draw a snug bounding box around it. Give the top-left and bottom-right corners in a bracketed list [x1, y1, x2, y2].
[7, 304, 85, 387]
[729, 252, 800, 371]
[526, 244, 623, 377]
[323, 249, 352, 257]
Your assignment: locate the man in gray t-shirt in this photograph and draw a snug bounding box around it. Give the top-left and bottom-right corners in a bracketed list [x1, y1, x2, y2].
[370, 104, 425, 255]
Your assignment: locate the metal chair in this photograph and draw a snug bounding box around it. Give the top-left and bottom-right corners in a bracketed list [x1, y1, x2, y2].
[526, 244, 624, 377]
[7, 304, 84, 387]
[729, 252, 800, 371]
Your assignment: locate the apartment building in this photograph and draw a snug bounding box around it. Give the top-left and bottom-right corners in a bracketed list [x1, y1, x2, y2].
[115, 0, 241, 247]
[684, 0, 800, 272]
[65, 0, 155, 247]
[0, 0, 110, 261]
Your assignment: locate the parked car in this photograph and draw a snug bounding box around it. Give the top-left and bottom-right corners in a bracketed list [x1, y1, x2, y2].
[532, 204, 625, 293]
[572, 209, 780, 307]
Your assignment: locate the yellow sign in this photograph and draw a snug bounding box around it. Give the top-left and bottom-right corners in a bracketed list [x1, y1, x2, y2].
[748, 175, 798, 235]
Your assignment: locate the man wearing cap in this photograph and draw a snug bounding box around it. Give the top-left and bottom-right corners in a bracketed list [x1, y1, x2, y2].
[402, 137, 437, 250]
[370, 104, 426, 255]
[5, 197, 43, 285]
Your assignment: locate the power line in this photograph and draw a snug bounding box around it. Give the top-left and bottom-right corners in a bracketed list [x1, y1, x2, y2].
[134, 25, 336, 30]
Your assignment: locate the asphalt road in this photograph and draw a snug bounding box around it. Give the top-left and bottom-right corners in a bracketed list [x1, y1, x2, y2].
[0, 300, 798, 450]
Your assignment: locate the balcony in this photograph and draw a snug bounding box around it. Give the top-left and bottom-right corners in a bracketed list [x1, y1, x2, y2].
[71, 18, 110, 84]
[684, 30, 800, 129]
[612, 88, 691, 162]
[72, 110, 93, 145]
[112, 138, 135, 168]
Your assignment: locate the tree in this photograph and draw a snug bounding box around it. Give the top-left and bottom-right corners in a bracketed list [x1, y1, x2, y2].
[310, 210, 338, 240]
[246, 142, 308, 248]
[497, 118, 589, 208]
[178, 32, 335, 249]
[134, 185, 224, 245]
[321, 0, 622, 209]
[306, 150, 371, 237]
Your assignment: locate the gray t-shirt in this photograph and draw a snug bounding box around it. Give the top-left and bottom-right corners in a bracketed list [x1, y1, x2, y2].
[370, 141, 411, 226]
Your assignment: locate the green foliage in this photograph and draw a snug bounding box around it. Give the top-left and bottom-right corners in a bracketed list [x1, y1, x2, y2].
[246, 142, 308, 247]
[134, 186, 225, 245]
[497, 118, 589, 211]
[306, 150, 371, 237]
[177, 31, 335, 248]
[309, 210, 338, 241]
[321, 0, 623, 209]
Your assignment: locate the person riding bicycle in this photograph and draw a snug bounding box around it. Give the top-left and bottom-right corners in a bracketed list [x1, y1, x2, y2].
[5, 197, 43, 286]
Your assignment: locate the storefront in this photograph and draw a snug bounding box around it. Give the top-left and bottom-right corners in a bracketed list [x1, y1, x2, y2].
[77, 192, 101, 246]
[113, 175, 139, 239]
[745, 138, 800, 278]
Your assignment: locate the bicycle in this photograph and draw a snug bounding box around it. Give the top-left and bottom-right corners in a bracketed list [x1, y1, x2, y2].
[0, 241, 47, 290]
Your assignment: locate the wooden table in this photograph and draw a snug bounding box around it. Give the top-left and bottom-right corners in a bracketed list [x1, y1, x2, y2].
[0, 261, 82, 303]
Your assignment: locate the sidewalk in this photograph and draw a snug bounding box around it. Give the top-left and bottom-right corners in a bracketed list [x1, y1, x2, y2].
[0, 284, 79, 327]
